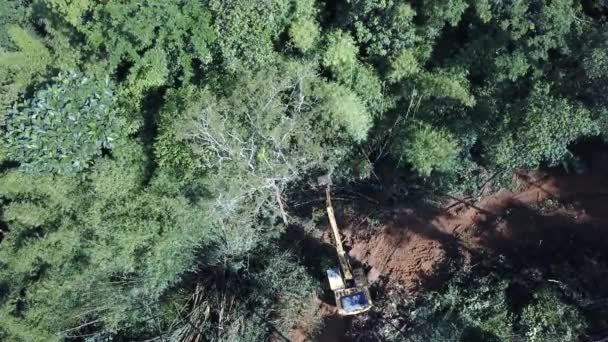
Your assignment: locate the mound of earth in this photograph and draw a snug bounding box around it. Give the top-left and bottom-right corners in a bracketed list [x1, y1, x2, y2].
[346, 210, 451, 291]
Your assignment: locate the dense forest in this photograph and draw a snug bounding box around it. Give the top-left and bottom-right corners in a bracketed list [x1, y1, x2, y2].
[1, 0, 608, 341]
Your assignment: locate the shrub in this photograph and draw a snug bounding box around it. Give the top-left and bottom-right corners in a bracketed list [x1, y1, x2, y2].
[521, 288, 587, 342]
[389, 49, 420, 82]
[323, 30, 358, 77]
[362, 271, 589, 342]
[323, 82, 372, 142]
[397, 123, 460, 177]
[289, 18, 320, 52]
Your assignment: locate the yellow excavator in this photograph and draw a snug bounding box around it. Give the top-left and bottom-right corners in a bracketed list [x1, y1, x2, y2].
[320, 176, 373, 316]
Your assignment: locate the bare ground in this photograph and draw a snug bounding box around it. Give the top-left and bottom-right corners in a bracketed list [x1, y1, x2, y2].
[288, 151, 608, 341]
[347, 159, 608, 294]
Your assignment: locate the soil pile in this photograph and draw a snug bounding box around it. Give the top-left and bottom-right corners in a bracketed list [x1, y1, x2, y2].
[346, 209, 451, 291]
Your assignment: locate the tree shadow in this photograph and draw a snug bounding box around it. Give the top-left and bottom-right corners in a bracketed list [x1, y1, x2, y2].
[0, 212, 7, 243]
[283, 183, 459, 291]
[140, 87, 167, 185]
[0, 160, 19, 173]
[346, 193, 608, 339]
[316, 313, 351, 342]
[469, 201, 608, 332]
[161, 249, 299, 341]
[382, 208, 465, 290]
[278, 224, 341, 305]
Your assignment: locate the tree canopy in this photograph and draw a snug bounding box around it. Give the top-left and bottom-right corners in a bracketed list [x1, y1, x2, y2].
[1, 0, 608, 340]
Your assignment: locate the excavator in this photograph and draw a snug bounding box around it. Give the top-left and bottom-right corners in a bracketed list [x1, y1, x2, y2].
[319, 176, 373, 316]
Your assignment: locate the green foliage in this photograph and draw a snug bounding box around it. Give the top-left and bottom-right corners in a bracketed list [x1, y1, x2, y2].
[4, 201, 52, 228]
[396, 123, 460, 177]
[127, 47, 169, 96]
[424, 0, 469, 28]
[209, 0, 289, 70]
[389, 49, 420, 82]
[521, 288, 586, 342]
[1, 0, 607, 340]
[494, 51, 530, 81]
[374, 276, 512, 341]
[252, 249, 319, 334]
[584, 46, 608, 80]
[525, 0, 578, 61]
[3, 71, 125, 174]
[323, 82, 372, 142]
[0, 169, 77, 207]
[418, 68, 476, 107]
[45, 0, 91, 27]
[0, 26, 48, 75]
[474, 0, 493, 23]
[348, 63, 386, 115]
[0, 0, 28, 48]
[323, 30, 358, 77]
[342, 1, 421, 59]
[154, 86, 207, 175]
[488, 84, 599, 169]
[289, 18, 320, 52]
[0, 157, 220, 338]
[0, 312, 55, 342]
[598, 109, 608, 139]
[178, 61, 366, 188]
[370, 268, 590, 342]
[0, 26, 50, 111]
[39, 0, 216, 91]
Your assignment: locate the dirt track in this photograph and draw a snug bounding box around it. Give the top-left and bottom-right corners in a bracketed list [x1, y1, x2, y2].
[289, 151, 608, 341]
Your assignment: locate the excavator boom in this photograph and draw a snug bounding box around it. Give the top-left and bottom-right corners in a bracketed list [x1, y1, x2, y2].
[326, 187, 353, 281]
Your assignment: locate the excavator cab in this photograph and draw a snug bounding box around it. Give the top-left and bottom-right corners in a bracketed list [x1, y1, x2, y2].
[327, 267, 372, 315]
[320, 176, 372, 316]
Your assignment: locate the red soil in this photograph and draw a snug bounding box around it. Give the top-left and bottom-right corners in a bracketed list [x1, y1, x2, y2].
[343, 155, 608, 293]
[290, 151, 608, 340]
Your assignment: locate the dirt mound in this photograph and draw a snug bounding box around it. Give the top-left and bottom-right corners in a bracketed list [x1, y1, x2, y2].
[347, 211, 450, 291]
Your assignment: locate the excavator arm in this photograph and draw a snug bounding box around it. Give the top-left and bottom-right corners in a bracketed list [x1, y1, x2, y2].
[325, 187, 353, 281]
